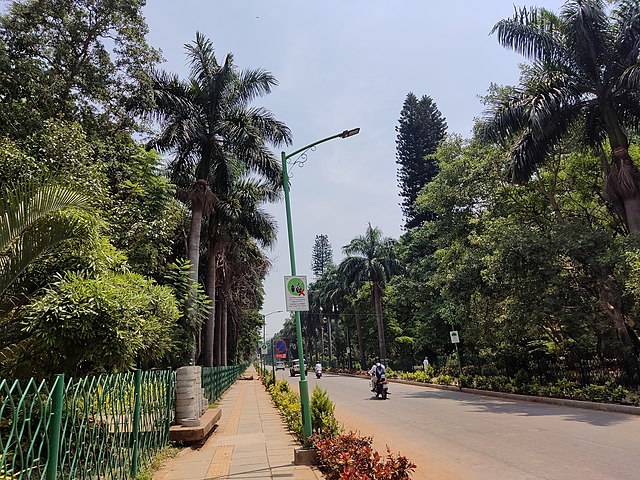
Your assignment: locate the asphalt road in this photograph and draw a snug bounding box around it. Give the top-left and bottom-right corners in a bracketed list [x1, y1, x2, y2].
[272, 368, 640, 480]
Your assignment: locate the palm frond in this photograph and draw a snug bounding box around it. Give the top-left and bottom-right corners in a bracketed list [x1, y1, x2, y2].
[509, 103, 578, 182]
[0, 183, 92, 252]
[491, 6, 565, 63]
[186, 32, 220, 84]
[613, 0, 640, 65]
[0, 183, 94, 299]
[560, 0, 611, 79]
[236, 68, 278, 106]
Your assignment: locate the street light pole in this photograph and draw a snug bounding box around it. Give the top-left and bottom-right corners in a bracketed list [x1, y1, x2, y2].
[281, 127, 360, 441]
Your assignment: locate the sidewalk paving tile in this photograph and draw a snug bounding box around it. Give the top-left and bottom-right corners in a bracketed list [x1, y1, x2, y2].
[153, 365, 322, 480]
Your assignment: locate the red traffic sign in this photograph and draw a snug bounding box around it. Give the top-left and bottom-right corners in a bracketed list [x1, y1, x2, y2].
[275, 353, 287, 359]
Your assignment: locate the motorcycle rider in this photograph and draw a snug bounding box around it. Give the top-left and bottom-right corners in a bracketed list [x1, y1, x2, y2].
[315, 361, 322, 374]
[368, 358, 386, 392]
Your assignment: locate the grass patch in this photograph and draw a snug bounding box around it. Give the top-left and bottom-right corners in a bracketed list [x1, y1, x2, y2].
[134, 445, 181, 480]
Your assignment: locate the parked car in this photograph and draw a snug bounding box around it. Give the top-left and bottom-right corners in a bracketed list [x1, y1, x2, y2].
[275, 361, 285, 370]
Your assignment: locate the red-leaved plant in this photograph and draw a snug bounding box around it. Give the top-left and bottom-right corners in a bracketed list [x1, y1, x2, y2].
[313, 431, 416, 480]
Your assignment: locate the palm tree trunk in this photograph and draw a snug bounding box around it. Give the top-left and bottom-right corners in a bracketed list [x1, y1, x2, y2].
[214, 299, 222, 365]
[604, 147, 640, 233]
[186, 179, 209, 363]
[373, 282, 387, 361]
[221, 297, 228, 366]
[355, 314, 365, 368]
[187, 205, 203, 363]
[203, 239, 219, 367]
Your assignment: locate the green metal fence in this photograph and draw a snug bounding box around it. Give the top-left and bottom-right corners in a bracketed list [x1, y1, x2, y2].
[0, 369, 174, 479]
[201, 365, 247, 405]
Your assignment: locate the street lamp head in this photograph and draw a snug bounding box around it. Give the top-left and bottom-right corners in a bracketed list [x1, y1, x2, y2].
[340, 128, 360, 138]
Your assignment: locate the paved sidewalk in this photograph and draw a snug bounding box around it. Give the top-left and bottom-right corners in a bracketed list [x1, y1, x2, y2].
[154, 366, 322, 480]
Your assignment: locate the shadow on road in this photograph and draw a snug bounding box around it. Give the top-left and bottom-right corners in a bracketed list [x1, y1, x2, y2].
[398, 388, 634, 427]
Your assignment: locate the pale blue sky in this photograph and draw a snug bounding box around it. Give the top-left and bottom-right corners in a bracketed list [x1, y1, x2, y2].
[143, 0, 565, 338]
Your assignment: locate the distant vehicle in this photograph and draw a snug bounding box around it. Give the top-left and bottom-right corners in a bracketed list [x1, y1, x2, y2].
[275, 361, 285, 370]
[290, 359, 307, 377]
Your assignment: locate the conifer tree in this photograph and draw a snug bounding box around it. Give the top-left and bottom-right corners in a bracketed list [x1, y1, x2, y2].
[311, 234, 334, 278]
[395, 92, 447, 229]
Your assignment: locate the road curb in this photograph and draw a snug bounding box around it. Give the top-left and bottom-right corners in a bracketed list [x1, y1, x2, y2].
[329, 372, 640, 416]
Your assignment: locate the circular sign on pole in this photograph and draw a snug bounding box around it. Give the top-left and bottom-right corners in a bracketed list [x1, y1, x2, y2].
[275, 339, 286, 353]
[284, 275, 309, 311]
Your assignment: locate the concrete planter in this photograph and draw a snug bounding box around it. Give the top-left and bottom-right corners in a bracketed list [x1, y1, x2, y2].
[294, 447, 319, 466]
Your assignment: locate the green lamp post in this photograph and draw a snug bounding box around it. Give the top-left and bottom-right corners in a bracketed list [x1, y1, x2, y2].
[281, 127, 360, 440]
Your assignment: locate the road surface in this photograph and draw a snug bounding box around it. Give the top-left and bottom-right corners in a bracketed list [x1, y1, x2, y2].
[273, 369, 640, 480]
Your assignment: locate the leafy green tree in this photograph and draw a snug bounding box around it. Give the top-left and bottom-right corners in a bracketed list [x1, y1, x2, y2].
[482, 0, 640, 233]
[339, 224, 402, 361]
[145, 33, 291, 363]
[311, 234, 334, 278]
[0, 0, 160, 136]
[100, 143, 186, 279]
[416, 134, 640, 379]
[396, 92, 447, 229]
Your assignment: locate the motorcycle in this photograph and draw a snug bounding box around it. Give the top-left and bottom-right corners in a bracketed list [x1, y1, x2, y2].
[371, 374, 389, 399]
[315, 368, 322, 379]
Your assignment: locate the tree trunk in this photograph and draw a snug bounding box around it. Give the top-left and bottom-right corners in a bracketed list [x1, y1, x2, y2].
[373, 282, 387, 361]
[602, 137, 640, 233]
[355, 314, 365, 368]
[214, 299, 222, 366]
[221, 297, 228, 366]
[598, 278, 635, 349]
[187, 205, 203, 363]
[203, 239, 219, 367]
[186, 180, 209, 363]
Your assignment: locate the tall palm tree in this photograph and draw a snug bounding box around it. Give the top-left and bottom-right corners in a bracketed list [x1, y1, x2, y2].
[208, 177, 278, 365]
[145, 33, 291, 363]
[482, 0, 640, 233]
[314, 267, 354, 366]
[339, 224, 402, 362]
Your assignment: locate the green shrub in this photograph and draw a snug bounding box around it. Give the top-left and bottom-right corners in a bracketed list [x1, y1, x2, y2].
[22, 271, 179, 376]
[434, 374, 455, 385]
[267, 380, 302, 440]
[543, 378, 581, 399]
[310, 385, 341, 438]
[399, 369, 433, 383]
[459, 374, 473, 388]
[489, 375, 514, 393]
[263, 371, 274, 386]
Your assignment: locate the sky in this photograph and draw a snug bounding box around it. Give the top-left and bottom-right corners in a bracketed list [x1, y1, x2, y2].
[143, 0, 566, 339]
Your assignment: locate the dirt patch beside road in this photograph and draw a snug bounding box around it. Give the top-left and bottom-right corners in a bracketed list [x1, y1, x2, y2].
[332, 404, 461, 480]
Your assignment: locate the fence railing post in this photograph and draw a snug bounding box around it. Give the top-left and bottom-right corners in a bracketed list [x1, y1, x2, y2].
[131, 369, 142, 477]
[165, 369, 173, 440]
[46, 374, 64, 480]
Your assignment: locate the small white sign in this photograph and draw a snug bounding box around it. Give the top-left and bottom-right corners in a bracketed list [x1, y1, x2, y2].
[284, 275, 309, 311]
[450, 330, 460, 344]
[261, 346, 267, 355]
